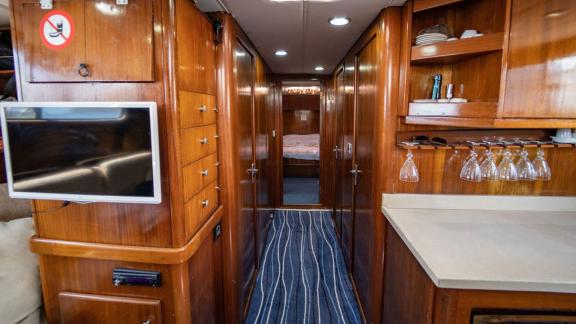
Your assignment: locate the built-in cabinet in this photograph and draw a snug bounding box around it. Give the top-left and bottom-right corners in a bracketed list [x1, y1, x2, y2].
[401, 0, 576, 128]
[15, 0, 154, 82]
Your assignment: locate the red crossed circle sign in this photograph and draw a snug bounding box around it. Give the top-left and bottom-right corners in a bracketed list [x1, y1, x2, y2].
[39, 10, 75, 50]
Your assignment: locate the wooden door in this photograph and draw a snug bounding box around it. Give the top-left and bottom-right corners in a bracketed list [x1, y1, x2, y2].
[189, 222, 224, 324]
[341, 57, 356, 271]
[16, 0, 86, 82]
[234, 41, 257, 311]
[333, 68, 345, 237]
[502, 0, 576, 118]
[85, 0, 154, 81]
[59, 293, 162, 324]
[352, 38, 378, 316]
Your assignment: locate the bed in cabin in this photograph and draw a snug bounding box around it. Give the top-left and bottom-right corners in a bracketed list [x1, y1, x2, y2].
[283, 134, 320, 177]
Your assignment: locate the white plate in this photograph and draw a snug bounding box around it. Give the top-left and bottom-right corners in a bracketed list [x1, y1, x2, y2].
[415, 40, 445, 46]
[416, 36, 447, 40]
[551, 136, 576, 144]
[416, 33, 447, 39]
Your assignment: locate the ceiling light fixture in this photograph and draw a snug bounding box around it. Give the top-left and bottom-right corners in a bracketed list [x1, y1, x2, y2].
[275, 49, 288, 56]
[314, 66, 325, 71]
[329, 16, 350, 26]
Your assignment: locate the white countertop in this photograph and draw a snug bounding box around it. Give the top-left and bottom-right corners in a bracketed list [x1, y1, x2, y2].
[381, 194, 576, 294]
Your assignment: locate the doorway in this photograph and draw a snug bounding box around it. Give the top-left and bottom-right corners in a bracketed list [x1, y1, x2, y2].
[281, 80, 322, 206]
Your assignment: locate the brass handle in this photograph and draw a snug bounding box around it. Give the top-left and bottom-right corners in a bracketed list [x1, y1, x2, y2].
[78, 63, 90, 77]
[199, 105, 207, 112]
[201, 199, 209, 207]
[213, 107, 219, 113]
[200, 137, 209, 144]
[201, 169, 209, 177]
[142, 321, 151, 324]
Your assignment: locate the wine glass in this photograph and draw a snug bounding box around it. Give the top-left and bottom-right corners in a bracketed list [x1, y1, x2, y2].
[399, 147, 419, 182]
[479, 147, 498, 181]
[460, 147, 482, 182]
[497, 147, 518, 181]
[532, 146, 552, 181]
[515, 146, 536, 181]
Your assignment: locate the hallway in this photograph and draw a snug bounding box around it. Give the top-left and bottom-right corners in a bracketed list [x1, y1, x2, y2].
[246, 210, 361, 324]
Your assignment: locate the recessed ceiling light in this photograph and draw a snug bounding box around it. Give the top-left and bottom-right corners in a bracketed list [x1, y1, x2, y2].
[329, 17, 350, 26]
[314, 66, 325, 71]
[275, 49, 288, 56]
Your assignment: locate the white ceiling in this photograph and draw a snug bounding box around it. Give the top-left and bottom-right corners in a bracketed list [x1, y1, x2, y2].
[197, 0, 405, 75]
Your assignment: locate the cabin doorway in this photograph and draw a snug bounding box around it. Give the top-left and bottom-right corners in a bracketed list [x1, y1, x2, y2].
[280, 80, 322, 206]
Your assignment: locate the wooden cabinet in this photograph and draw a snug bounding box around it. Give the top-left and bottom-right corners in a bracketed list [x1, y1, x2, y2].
[59, 292, 162, 324]
[502, 0, 576, 118]
[14, 0, 154, 82]
[382, 224, 576, 324]
[401, 0, 576, 128]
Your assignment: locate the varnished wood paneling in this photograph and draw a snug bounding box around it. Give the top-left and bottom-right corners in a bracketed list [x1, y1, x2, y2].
[182, 153, 219, 201]
[179, 91, 217, 128]
[282, 94, 320, 111]
[502, 0, 576, 118]
[16, 0, 86, 82]
[382, 227, 435, 324]
[30, 206, 224, 265]
[175, 0, 216, 95]
[59, 292, 162, 324]
[282, 110, 320, 135]
[188, 221, 224, 324]
[85, 0, 154, 81]
[180, 124, 218, 165]
[184, 181, 219, 240]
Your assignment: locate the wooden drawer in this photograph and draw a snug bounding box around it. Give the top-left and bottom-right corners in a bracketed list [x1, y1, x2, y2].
[181, 124, 218, 165]
[183, 153, 219, 201]
[59, 292, 162, 324]
[184, 181, 219, 239]
[179, 91, 217, 128]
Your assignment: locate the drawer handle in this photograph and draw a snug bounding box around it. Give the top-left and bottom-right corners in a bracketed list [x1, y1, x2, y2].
[201, 169, 209, 177]
[215, 161, 220, 167]
[213, 107, 219, 113]
[199, 105, 208, 112]
[78, 63, 90, 77]
[200, 137, 209, 144]
[215, 186, 221, 191]
[214, 134, 220, 139]
[201, 199, 209, 207]
[142, 321, 151, 324]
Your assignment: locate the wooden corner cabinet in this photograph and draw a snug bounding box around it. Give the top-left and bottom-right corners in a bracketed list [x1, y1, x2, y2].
[382, 223, 576, 324]
[400, 0, 576, 128]
[11, 0, 224, 323]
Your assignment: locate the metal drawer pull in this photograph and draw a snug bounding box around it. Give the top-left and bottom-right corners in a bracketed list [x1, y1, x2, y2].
[214, 134, 220, 139]
[201, 169, 209, 176]
[78, 63, 90, 77]
[213, 107, 219, 113]
[142, 321, 151, 324]
[215, 161, 220, 167]
[201, 199, 209, 207]
[199, 105, 208, 112]
[215, 186, 221, 191]
[200, 137, 209, 144]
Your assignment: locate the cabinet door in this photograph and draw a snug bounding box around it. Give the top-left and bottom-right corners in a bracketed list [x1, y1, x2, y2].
[17, 0, 86, 82]
[502, 0, 576, 118]
[188, 222, 224, 324]
[59, 292, 162, 324]
[85, 0, 154, 81]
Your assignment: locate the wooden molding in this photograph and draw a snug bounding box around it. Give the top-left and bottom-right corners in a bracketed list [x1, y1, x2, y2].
[30, 206, 223, 265]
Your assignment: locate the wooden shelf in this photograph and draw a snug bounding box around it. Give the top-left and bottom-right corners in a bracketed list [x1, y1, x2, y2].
[409, 102, 497, 118]
[413, 0, 465, 13]
[404, 116, 576, 129]
[0, 70, 14, 76]
[411, 33, 504, 64]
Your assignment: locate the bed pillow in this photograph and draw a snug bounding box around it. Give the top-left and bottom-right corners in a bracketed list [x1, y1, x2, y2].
[0, 217, 42, 324]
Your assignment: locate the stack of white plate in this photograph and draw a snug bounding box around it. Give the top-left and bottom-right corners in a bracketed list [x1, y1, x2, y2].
[415, 33, 448, 46]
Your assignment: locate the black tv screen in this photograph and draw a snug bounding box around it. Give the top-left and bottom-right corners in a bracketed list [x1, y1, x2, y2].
[0, 102, 161, 204]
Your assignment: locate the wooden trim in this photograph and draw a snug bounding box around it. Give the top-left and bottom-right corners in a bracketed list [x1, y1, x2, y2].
[411, 32, 504, 64]
[496, 0, 513, 118]
[412, 0, 464, 13]
[405, 116, 576, 128]
[30, 206, 223, 265]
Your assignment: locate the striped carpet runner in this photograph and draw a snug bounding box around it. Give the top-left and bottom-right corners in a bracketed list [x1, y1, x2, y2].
[246, 210, 362, 324]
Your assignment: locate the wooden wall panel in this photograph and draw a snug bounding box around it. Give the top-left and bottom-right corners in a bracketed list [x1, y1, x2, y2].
[175, 0, 216, 95]
[282, 94, 320, 111]
[282, 110, 320, 135]
[394, 146, 576, 195]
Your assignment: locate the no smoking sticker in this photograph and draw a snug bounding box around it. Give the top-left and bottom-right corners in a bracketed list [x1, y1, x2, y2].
[39, 10, 75, 50]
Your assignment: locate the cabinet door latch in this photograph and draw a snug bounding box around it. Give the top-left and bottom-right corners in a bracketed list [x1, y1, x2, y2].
[40, 0, 52, 10]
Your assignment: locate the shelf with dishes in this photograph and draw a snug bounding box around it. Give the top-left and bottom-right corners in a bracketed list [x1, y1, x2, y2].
[411, 32, 503, 64]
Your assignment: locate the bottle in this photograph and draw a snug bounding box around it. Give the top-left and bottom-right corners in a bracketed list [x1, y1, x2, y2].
[431, 74, 442, 100]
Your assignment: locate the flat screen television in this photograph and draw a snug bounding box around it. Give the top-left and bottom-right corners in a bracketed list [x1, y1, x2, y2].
[0, 102, 162, 204]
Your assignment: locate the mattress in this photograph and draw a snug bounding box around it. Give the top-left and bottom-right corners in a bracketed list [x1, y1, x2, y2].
[283, 134, 320, 160]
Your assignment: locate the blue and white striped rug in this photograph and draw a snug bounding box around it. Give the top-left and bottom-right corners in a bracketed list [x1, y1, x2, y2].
[246, 210, 362, 324]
